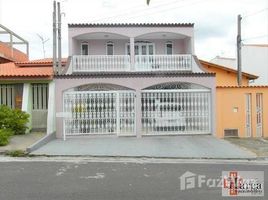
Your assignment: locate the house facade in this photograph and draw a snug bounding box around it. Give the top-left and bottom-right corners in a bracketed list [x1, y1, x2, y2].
[55, 23, 216, 139]
[0, 25, 57, 132]
[201, 60, 268, 138]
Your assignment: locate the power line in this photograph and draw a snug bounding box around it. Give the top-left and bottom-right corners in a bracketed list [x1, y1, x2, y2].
[242, 7, 268, 18]
[91, 0, 212, 23]
[121, 0, 213, 22]
[90, 0, 190, 22]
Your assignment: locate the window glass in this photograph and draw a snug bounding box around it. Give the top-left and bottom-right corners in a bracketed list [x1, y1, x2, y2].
[107, 42, 114, 55]
[149, 45, 154, 55]
[166, 43, 173, 55]
[81, 43, 89, 55]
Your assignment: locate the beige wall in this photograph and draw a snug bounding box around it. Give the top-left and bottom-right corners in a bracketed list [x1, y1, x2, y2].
[217, 87, 268, 138]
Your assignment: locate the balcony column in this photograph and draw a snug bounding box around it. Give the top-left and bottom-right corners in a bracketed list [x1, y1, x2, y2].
[130, 37, 135, 70]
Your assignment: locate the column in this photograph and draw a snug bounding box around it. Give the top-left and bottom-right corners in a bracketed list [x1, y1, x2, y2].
[136, 90, 142, 138]
[22, 83, 32, 133]
[46, 81, 56, 135]
[130, 37, 135, 71]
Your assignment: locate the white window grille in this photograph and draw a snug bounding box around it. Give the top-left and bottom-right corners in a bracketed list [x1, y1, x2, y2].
[32, 83, 48, 110]
[0, 84, 15, 108]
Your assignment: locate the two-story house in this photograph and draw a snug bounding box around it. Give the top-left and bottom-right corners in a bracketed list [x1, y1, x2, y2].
[55, 23, 216, 140]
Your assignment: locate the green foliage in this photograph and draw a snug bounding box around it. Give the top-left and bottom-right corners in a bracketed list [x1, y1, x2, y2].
[0, 105, 29, 135]
[0, 129, 13, 146]
[5, 150, 27, 157]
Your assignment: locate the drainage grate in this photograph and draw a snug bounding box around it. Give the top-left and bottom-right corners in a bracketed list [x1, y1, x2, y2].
[224, 129, 238, 137]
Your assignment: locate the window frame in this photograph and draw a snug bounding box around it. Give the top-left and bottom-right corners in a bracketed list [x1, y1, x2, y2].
[81, 42, 89, 55]
[165, 41, 173, 55]
[106, 41, 114, 55]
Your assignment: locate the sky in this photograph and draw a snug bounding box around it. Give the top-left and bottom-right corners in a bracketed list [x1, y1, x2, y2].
[0, 0, 267, 60]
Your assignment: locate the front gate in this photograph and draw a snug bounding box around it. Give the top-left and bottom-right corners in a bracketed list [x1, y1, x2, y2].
[63, 90, 136, 138]
[141, 89, 211, 135]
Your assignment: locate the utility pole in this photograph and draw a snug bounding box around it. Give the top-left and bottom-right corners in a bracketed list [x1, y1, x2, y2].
[57, 1, 62, 73]
[237, 14, 242, 86]
[53, 0, 58, 74]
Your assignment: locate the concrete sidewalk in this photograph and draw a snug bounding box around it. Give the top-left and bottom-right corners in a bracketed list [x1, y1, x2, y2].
[31, 135, 256, 159]
[0, 132, 45, 153]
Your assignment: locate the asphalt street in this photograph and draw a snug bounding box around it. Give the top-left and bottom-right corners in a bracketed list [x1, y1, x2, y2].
[0, 158, 267, 200]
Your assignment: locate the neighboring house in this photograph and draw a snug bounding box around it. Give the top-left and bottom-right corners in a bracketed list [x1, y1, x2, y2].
[200, 60, 257, 86]
[55, 23, 216, 139]
[210, 44, 268, 85]
[242, 44, 268, 85]
[200, 60, 268, 138]
[0, 25, 62, 133]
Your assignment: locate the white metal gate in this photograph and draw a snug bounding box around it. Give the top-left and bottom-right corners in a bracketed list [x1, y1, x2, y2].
[245, 93, 252, 137]
[256, 93, 263, 137]
[63, 91, 136, 138]
[141, 89, 211, 135]
[0, 84, 15, 108]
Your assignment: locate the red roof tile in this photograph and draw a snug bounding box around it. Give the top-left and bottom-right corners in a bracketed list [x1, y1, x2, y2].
[0, 62, 53, 78]
[217, 85, 268, 88]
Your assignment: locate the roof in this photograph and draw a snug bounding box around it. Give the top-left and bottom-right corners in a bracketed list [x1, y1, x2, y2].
[16, 58, 67, 67]
[0, 41, 28, 63]
[0, 62, 53, 79]
[243, 44, 268, 48]
[68, 23, 194, 28]
[199, 59, 258, 80]
[0, 58, 66, 79]
[55, 72, 215, 79]
[217, 85, 268, 88]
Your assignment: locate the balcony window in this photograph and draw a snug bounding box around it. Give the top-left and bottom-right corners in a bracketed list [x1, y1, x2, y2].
[81, 43, 89, 55]
[166, 42, 173, 55]
[106, 42, 114, 55]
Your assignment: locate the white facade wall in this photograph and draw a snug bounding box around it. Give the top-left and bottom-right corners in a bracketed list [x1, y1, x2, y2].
[242, 45, 268, 85]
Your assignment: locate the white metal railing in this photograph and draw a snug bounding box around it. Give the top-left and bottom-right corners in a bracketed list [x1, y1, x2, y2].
[71, 54, 192, 72]
[72, 55, 131, 72]
[135, 55, 192, 71]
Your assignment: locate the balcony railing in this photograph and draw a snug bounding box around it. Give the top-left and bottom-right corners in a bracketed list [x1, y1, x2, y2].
[71, 54, 192, 73]
[72, 55, 131, 72]
[135, 55, 192, 71]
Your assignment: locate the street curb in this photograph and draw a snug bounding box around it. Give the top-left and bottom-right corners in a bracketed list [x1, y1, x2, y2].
[26, 132, 56, 153]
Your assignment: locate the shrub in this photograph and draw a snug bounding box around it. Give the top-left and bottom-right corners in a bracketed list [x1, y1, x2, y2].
[0, 129, 13, 146]
[0, 105, 29, 135]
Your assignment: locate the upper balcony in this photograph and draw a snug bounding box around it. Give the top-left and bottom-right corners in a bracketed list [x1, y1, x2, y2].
[66, 23, 203, 74]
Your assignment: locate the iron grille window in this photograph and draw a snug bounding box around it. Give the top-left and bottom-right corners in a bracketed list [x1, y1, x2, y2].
[32, 83, 48, 110]
[0, 84, 15, 108]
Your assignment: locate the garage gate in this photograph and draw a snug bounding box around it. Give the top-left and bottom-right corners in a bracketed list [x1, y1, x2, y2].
[63, 90, 136, 138]
[141, 86, 211, 135]
[63, 83, 212, 138]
